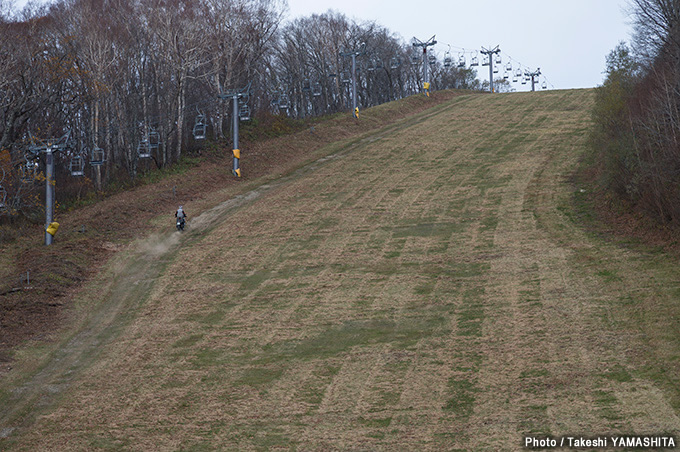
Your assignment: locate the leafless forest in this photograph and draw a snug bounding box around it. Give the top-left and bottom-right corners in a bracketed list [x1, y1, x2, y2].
[592, 0, 680, 227]
[0, 0, 477, 217]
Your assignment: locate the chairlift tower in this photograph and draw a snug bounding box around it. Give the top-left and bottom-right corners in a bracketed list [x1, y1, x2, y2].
[481, 46, 501, 93]
[28, 130, 72, 245]
[525, 68, 541, 92]
[412, 35, 437, 96]
[219, 82, 251, 178]
[341, 43, 366, 118]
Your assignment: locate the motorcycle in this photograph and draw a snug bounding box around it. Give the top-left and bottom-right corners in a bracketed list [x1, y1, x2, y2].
[176, 216, 186, 231]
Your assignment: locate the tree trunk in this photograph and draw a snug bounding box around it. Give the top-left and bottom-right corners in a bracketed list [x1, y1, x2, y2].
[175, 76, 185, 162]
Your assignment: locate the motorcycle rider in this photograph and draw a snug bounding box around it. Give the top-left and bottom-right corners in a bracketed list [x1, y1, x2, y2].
[175, 205, 187, 229]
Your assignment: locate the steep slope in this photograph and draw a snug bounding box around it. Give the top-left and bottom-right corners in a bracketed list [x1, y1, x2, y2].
[4, 89, 680, 450]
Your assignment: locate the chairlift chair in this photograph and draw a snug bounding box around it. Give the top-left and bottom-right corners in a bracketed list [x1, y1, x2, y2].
[0, 185, 6, 210]
[148, 130, 160, 150]
[411, 54, 420, 65]
[542, 81, 548, 90]
[30, 160, 39, 175]
[70, 154, 85, 176]
[193, 114, 206, 140]
[192, 123, 206, 140]
[137, 139, 151, 158]
[239, 104, 251, 121]
[506, 62, 512, 72]
[279, 94, 290, 109]
[191, 122, 205, 140]
[470, 54, 479, 67]
[20, 161, 37, 184]
[503, 71, 509, 80]
[444, 52, 452, 68]
[312, 82, 322, 97]
[341, 72, 351, 84]
[428, 54, 436, 65]
[91, 146, 105, 166]
[482, 56, 490, 66]
[376, 59, 383, 70]
[390, 57, 400, 69]
[0, 172, 6, 208]
[458, 54, 466, 68]
[495, 54, 502, 65]
[493, 65, 499, 74]
[302, 79, 311, 92]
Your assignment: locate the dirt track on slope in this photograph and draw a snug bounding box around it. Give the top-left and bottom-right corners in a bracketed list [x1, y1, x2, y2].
[0, 91, 461, 359]
[0, 92, 462, 445]
[5, 89, 680, 450]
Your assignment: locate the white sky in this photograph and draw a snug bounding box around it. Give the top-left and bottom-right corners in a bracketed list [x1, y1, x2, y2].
[285, 0, 634, 91]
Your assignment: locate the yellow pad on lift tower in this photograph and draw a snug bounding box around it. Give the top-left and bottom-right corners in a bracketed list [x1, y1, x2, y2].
[46, 222, 59, 236]
[234, 168, 241, 177]
[423, 82, 430, 90]
[233, 149, 240, 159]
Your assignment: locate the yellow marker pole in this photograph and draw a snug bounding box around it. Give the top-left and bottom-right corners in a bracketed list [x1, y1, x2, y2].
[46, 222, 59, 237]
[233, 149, 241, 177]
[45, 147, 55, 245]
[232, 94, 241, 177]
[354, 107, 359, 119]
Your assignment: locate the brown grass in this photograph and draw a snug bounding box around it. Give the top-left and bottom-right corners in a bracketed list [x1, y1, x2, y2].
[4, 89, 680, 450]
[0, 90, 462, 356]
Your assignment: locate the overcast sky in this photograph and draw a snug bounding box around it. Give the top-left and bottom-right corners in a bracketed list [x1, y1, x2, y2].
[10, 0, 633, 91]
[286, 0, 634, 91]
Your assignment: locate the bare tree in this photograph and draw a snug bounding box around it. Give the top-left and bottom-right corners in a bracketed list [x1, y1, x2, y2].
[630, 0, 680, 60]
[2, 0, 493, 219]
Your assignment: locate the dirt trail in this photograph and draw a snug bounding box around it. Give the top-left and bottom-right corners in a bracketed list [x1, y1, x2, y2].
[4, 89, 680, 450]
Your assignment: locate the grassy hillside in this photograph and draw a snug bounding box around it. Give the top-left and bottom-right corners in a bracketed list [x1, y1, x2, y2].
[3, 89, 680, 450]
[0, 90, 462, 353]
